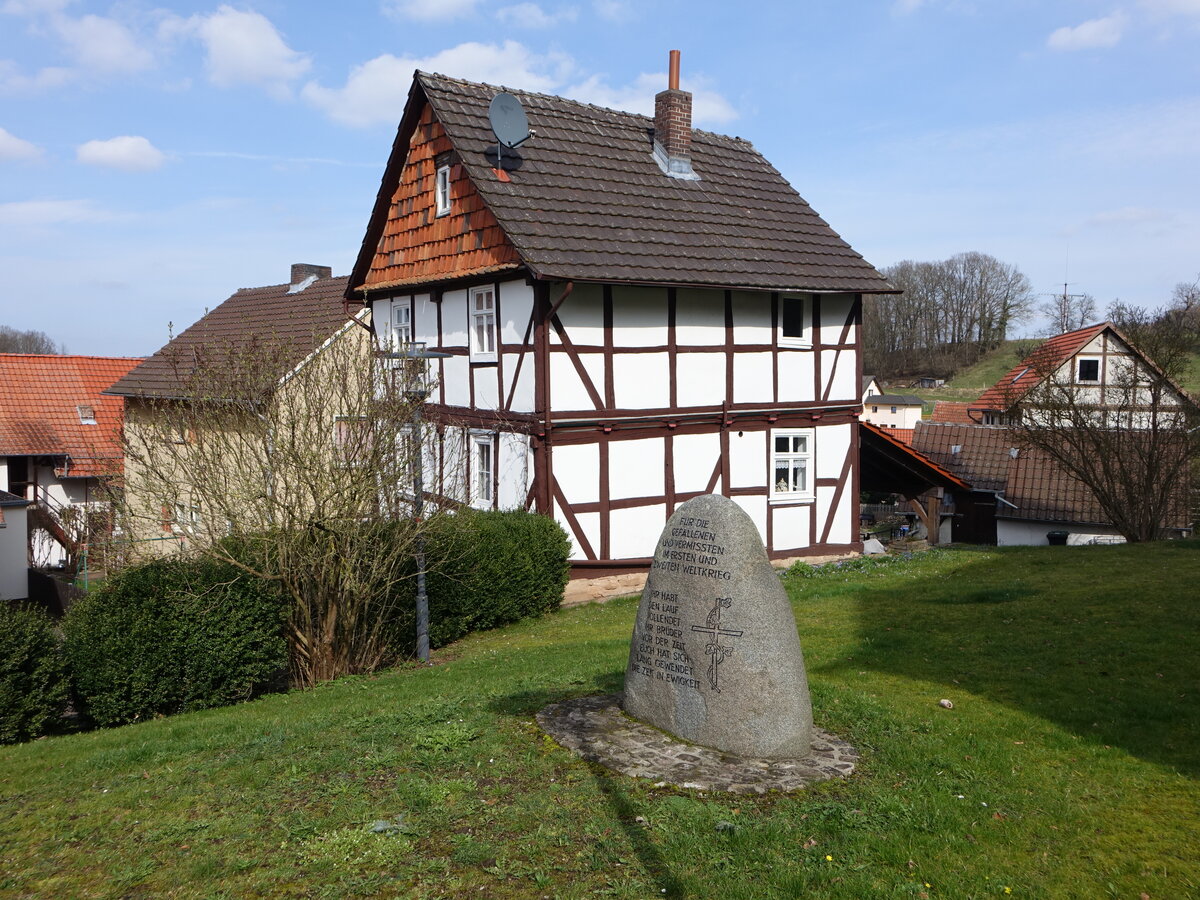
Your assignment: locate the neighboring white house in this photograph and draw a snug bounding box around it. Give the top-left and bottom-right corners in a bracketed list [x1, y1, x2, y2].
[346, 62, 896, 573]
[0, 490, 30, 600]
[861, 391, 924, 430]
[0, 354, 141, 569]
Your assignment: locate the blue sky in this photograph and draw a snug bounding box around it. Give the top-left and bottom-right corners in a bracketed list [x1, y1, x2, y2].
[1, 0, 1198, 356]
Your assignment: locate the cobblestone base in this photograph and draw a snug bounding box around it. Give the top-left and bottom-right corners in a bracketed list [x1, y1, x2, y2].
[537, 694, 858, 794]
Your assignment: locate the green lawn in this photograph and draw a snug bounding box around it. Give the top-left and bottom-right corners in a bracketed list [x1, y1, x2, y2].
[2, 542, 1198, 898]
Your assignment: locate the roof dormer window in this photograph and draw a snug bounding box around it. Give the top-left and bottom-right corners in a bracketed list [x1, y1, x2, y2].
[77, 404, 96, 425]
[434, 164, 451, 216]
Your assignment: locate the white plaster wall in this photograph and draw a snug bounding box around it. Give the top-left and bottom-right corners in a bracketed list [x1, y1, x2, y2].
[819, 294, 853, 345]
[440, 289, 469, 348]
[413, 293, 435, 342]
[675, 288, 724, 346]
[675, 351, 724, 408]
[773, 503, 811, 551]
[610, 503, 666, 559]
[816, 423, 852, 480]
[997, 519, 1127, 547]
[609, 438, 664, 500]
[821, 348, 858, 404]
[728, 429, 765, 489]
[553, 443, 599, 504]
[555, 508, 600, 560]
[672, 432, 720, 493]
[1, 458, 9, 493]
[611, 286, 668, 346]
[732, 495, 768, 546]
[550, 353, 606, 412]
[440, 356, 471, 408]
[0, 504, 28, 600]
[496, 432, 530, 509]
[508, 352, 535, 413]
[731, 291, 771, 345]
[554, 282, 604, 346]
[733, 352, 773, 404]
[777, 351, 816, 403]
[612, 353, 670, 410]
[498, 280, 533, 344]
[474, 371, 499, 411]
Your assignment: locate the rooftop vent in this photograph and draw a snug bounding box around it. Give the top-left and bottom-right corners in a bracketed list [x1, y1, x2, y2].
[653, 50, 699, 181]
[288, 263, 332, 294]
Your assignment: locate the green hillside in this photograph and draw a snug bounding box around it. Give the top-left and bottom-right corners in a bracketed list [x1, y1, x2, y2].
[2, 542, 1198, 898]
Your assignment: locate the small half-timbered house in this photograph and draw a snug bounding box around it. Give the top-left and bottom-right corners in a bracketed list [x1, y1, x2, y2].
[347, 59, 896, 573]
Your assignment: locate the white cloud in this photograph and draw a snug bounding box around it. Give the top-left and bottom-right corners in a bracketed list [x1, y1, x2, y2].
[892, 0, 926, 13]
[173, 6, 309, 98]
[567, 71, 739, 126]
[52, 13, 153, 74]
[1079, 206, 1174, 229]
[0, 60, 73, 93]
[592, 0, 632, 22]
[1047, 13, 1127, 50]
[0, 126, 41, 160]
[1139, 0, 1200, 15]
[0, 199, 111, 226]
[496, 2, 578, 27]
[303, 41, 563, 127]
[76, 135, 166, 171]
[383, 0, 478, 21]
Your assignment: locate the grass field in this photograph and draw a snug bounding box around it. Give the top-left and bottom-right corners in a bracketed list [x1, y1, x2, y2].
[2, 542, 1198, 898]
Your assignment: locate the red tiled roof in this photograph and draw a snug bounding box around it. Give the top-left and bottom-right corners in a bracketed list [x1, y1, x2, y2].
[350, 72, 895, 297]
[890, 428, 914, 445]
[860, 421, 971, 493]
[930, 401, 976, 424]
[107, 275, 353, 399]
[973, 324, 1107, 412]
[0, 354, 141, 477]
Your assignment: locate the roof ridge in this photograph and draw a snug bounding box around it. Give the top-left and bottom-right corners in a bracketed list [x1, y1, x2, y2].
[232, 274, 349, 294]
[417, 70, 754, 145]
[0, 353, 144, 361]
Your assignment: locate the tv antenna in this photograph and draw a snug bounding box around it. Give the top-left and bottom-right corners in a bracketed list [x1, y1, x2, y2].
[488, 92, 533, 176]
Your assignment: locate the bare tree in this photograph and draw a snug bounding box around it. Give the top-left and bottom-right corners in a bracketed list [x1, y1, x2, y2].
[866, 252, 1034, 376]
[114, 325, 462, 686]
[0, 326, 64, 354]
[1039, 290, 1097, 336]
[1008, 305, 1198, 542]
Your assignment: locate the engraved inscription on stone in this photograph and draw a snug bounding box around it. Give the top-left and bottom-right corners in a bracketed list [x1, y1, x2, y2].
[623, 493, 814, 759]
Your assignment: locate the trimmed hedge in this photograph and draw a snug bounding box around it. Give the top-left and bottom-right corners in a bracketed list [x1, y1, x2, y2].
[392, 509, 571, 651]
[64, 558, 287, 727]
[0, 605, 69, 744]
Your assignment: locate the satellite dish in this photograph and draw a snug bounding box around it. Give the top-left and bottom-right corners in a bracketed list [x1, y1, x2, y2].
[489, 92, 531, 149]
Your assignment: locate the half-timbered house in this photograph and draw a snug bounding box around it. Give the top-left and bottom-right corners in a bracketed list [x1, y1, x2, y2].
[347, 57, 896, 573]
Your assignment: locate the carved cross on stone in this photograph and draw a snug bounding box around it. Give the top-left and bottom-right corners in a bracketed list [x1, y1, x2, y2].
[691, 597, 743, 692]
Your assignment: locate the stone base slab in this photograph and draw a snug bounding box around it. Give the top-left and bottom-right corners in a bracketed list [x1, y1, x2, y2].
[537, 694, 858, 794]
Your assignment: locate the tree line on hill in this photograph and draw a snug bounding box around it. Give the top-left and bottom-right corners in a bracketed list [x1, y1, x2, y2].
[863, 252, 1035, 377]
[0, 326, 64, 354]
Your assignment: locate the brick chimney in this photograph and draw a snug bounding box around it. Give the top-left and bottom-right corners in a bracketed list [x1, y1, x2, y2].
[288, 263, 332, 293]
[652, 50, 699, 181]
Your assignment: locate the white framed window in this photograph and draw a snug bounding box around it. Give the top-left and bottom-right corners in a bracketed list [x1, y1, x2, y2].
[472, 433, 494, 508]
[76, 405, 96, 425]
[172, 502, 201, 535]
[771, 428, 815, 501]
[470, 286, 497, 362]
[435, 165, 451, 216]
[392, 301, 412, 350]
[1076, 357, 1101, 383]
[778, 294, 811, 348]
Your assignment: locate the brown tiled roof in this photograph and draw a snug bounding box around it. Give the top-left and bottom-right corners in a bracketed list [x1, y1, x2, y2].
[351, 72, 895, 296]
[930, 401, 977, 424]
[1002, 441, 1191, 529]
[107, 275, 354, 399]
[0, 354, 141, 477]
[973, 324, 1107, 412]
[910, 422, 1017, 493]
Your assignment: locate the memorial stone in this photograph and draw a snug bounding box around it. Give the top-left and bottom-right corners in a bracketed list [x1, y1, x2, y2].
[623, 494, 814, 758]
